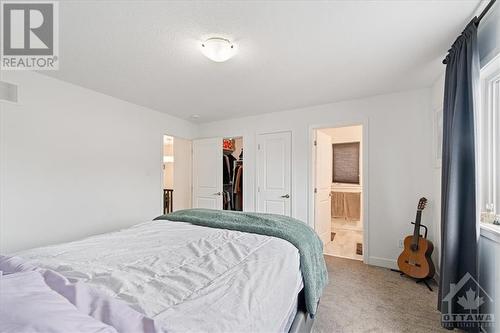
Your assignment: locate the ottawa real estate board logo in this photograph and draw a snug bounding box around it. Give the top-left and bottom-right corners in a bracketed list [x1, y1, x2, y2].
[442, 272, 495, 329]
[1, 1, 59, 70]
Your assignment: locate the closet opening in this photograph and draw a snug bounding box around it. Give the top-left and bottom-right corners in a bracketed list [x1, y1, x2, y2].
[163, 135, 192, 214]
[223, 137, 243, 211]
[313, 125, 364, 261]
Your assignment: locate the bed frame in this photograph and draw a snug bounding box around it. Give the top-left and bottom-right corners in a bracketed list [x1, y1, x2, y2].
[288, 291, 315, 333]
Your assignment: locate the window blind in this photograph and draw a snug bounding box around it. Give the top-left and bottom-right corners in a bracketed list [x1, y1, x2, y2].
[332, 142, 360, 184]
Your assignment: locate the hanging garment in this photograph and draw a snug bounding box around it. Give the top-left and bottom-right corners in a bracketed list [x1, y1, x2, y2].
[223, 154, 236, 184]
[231, 164, 240, 206]
[222, 190, 232, 210]
[222, 190, 227, 209]
[234, 166, 243, 211]
[230, 164, 243, 211]
[231, 162, 239, 187]
[235, 166, 243, 194]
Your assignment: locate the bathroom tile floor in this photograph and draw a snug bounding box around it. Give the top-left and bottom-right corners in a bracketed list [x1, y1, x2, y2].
[324, 218, 363, 260]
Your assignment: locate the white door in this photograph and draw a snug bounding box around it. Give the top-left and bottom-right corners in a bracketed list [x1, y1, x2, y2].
[192, 138, 223, 209]
[314, 131, 333, 246]
[257, 132, 292, 216]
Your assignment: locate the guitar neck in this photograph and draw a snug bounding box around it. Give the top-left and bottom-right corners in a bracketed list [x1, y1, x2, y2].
[412, 210, 422, 245]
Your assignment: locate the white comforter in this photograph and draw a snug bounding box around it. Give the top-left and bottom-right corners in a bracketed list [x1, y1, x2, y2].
[16, 220, 303, 333]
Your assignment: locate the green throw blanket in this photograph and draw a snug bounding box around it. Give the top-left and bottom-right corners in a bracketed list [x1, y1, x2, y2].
[154, 209, 328, 316]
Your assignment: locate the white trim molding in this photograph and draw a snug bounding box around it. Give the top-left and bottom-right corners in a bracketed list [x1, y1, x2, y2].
[479, 54, 500, 221]
[367, 256, 397, 270]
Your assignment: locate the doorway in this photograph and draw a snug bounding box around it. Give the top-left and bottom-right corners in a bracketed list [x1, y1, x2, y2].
[192, 137, 244, 211]
[162, 135, 192, 214]
[313, 125, 364, 260]
[223, 137, 244, 211]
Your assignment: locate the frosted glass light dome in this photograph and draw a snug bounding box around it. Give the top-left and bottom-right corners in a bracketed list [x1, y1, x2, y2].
[201, 37, 236, 62]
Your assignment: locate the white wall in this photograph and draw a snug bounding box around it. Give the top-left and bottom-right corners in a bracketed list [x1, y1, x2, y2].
[0, 71, 197, 253]
[321, 125, 362, 145]
[198, 88, 436, 269]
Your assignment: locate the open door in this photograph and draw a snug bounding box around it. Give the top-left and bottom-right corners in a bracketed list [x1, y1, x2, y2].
[193, 138, 223, 209]
[315, 130, 332, 246]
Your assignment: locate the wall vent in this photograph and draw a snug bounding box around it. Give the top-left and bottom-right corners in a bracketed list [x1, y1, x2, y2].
[0, 81, 18, 103]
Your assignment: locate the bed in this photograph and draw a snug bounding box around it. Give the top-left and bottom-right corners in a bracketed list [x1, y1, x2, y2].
[1, 209, 326, 333]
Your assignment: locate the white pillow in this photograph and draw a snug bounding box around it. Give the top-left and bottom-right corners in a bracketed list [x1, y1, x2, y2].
[0, 271, 118, 333]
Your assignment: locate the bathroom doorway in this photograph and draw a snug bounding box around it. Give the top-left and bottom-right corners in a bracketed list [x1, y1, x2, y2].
[313, 125, 364, 260]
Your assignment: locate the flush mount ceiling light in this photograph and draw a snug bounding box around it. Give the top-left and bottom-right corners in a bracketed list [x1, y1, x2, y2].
[200, 37, 236, 62]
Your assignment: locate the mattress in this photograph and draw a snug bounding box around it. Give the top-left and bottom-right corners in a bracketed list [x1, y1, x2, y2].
[16, 220, 303, 333]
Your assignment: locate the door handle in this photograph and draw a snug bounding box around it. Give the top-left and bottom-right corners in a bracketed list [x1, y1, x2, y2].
[281, 194, 290, 199]
[213, 192, 222, 196]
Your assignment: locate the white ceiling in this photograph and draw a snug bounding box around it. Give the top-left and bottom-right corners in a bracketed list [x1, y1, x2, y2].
[44, 0, 481, 123]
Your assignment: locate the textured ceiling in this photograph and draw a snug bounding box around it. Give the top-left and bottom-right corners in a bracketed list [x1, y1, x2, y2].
[42, 0, 481, 123]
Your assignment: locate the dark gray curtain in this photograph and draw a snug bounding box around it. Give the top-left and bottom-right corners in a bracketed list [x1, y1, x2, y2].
[438, 19, 480, 330]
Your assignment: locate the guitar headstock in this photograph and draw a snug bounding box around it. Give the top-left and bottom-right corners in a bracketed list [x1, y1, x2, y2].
[417, 197, 428, 211]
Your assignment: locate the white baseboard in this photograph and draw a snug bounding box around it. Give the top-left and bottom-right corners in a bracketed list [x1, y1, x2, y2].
[367, 256, 398, 270]
[368, 256, 441, 285]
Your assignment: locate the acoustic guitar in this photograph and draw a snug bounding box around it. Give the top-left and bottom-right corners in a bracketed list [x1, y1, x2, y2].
[397, 197, 435, 279]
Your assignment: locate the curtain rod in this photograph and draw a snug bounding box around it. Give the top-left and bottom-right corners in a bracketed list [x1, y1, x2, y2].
[476, 0, 497, 26]
[443, 0, 496, 64]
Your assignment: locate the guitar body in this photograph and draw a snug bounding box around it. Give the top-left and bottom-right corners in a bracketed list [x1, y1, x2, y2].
[396, 197, 435, 280]
[397, 235, 435, 279]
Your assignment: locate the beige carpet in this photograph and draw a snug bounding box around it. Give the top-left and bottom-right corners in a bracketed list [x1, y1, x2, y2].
[313, 256, 448, 333]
